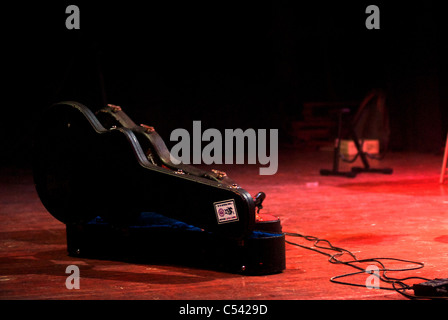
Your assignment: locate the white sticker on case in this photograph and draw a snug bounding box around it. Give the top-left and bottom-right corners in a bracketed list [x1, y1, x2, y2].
[214, 199, 239, 224]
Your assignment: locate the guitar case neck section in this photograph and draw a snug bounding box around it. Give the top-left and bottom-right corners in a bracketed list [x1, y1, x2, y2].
[95, 104, 238, 185]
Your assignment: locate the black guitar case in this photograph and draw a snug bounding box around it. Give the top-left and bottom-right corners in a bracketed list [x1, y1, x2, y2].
[32, 101, 285, 275]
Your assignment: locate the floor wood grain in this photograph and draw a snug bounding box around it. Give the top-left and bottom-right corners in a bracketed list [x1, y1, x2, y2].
[1, 150, 447, 300]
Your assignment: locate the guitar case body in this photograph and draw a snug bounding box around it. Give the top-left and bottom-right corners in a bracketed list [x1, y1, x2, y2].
[33, 101, 285, 275]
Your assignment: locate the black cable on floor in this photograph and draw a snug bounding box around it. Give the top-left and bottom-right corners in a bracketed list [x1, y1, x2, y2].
[284, 231, 447, 300]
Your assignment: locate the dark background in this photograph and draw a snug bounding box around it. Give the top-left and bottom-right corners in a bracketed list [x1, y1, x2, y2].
[2, 0, 447, 168]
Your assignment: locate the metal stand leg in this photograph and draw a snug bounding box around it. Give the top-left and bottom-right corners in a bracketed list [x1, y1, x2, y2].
[320, 109, 357, 178]
[440, 133, 448, 184]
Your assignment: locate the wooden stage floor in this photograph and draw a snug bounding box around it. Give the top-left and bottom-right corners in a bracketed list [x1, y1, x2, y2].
[1, 149, 448, 301]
